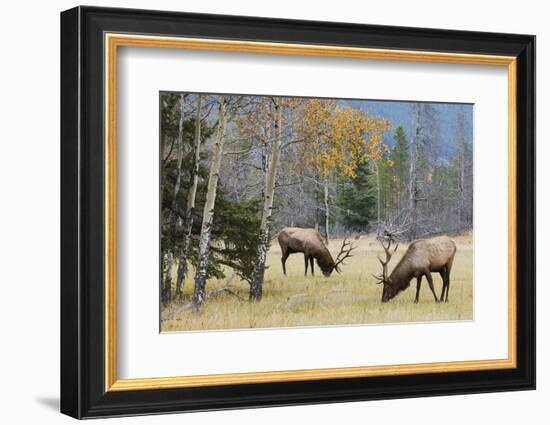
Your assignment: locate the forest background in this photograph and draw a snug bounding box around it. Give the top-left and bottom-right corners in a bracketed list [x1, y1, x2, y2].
[159, 92, 473, 329]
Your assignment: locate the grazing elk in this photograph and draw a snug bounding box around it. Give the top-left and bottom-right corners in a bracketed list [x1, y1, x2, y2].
[373, 234, 456, 303]
[277, 227, 355, 277]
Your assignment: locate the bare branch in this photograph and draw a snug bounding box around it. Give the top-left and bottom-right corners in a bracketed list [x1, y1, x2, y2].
[241, 162, 263, 171]
[280, 137, 306, 150]
[161, 272, 241, 319]
[275, 180, 303, 188]
[224, 145, 254, 156]
[163, 137, 177, 162]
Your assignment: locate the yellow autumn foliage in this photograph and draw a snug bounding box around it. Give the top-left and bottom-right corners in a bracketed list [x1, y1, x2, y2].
[298, 99, 390, 179]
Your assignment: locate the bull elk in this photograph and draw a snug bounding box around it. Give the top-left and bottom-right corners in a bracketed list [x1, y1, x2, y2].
[277, 227, 355, 277]
[373, 234, 456, 303]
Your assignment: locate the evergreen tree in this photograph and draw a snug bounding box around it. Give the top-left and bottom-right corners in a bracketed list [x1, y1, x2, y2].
[375, 126, 410, 219]
[161, 156, 261, 298]
[389, 126, 409, 203]
[212, 195, 261, 285]
[335, 163, 376, 232]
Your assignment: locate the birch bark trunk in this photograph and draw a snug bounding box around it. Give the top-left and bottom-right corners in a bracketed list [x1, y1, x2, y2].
[408, 142, 418, 239]
[162, 94, 185, 304]
[408, 111, 420, 240]
[192, 97, 226, 311]
[163, 252, 174, 305]
[373, 161, 381, 225]
[250, 99, 282, 302]
[323, 178, 330, 244]
[458, 138, 465, 224]
[175, 95, 202, 299]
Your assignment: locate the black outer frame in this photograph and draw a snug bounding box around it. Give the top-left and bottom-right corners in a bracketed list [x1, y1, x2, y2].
[60, 5, 536, 419]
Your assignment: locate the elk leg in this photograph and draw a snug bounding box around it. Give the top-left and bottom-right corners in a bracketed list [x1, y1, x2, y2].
[415, 276, 422, 303]
[304, 255, 309, 276]
[425, 272, 440, 303]
[444, 265, 451, 302]
[310, 257, 315, 276]
[439, 268, 447, 302]
[281, 251, 289, 275]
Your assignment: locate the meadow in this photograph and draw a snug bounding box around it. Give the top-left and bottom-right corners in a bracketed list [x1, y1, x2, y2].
[160, 232, 473, 332]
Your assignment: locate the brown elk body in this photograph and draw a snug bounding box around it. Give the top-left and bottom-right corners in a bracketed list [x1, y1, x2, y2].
[376, 235, 456, 303]
[278, 227, 353, 277]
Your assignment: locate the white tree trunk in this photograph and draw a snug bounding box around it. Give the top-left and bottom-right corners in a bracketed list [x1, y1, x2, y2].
[162, 251, 174, 305]
[458, 137, 465, 224]
[163, 94, 185, 304]
[250, 99, 282, 301]
[373, 161, 381, 225]
[176, 95, 202, 299]
[171, 94, 186, 220]
[192, 97, 226, 311]
[324, 178, 330, 244]
[408, 111, 419, 240]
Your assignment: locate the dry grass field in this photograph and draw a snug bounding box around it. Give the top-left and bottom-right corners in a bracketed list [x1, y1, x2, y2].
[161, 232, 473, 332]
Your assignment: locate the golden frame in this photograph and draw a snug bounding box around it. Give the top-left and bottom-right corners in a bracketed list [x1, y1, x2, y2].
[104, 33, 517, 392]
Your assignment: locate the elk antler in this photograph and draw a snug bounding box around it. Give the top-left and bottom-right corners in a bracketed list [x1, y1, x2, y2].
[334, 238, 355, 273]
[374, 230, 399, 284]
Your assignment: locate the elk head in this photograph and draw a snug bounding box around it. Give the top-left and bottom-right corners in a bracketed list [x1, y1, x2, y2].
[329, 238, 355, 276]
[372, 234, 399, 302]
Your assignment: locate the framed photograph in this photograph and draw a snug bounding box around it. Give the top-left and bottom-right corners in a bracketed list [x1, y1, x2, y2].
[60, 6, 535, 419]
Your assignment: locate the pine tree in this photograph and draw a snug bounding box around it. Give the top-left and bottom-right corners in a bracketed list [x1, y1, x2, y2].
[212, 195, 261, 284]
[389, 126, 409, 205]
[335, 163, 376, 232]
[375, 126, 409, 220]
[161, 93, 186, 305]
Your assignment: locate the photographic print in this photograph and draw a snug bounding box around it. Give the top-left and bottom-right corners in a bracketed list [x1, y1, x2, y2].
[61, 9, 535, 417]
[160, 92, 473, 332]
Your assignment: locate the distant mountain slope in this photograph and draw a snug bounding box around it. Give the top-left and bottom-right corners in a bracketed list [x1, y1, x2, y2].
[345, 99, 473, 159]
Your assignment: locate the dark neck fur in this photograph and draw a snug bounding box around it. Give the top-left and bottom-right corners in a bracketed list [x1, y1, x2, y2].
[388, 258, 414, 294]
[314, 246, 335, 273]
